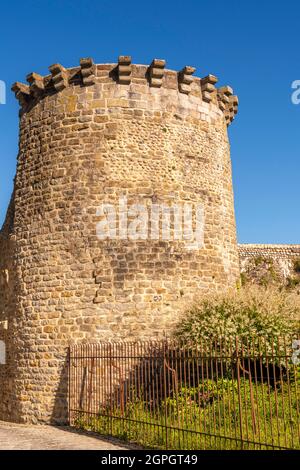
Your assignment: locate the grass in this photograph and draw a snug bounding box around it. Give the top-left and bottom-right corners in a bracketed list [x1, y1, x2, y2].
[73, 376, 300, 450]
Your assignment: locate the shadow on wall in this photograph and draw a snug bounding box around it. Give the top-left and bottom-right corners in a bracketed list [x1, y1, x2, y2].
[0, 344, 26, 423]
[51, 354, 69, 425]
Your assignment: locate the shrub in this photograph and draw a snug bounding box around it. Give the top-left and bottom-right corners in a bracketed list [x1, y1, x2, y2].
[240, 272, 248, 287]
[287, 277, 300, 290]
[293, 258, 300, 274]
[254, 255, 265, 266]
[241, 257, 280, 287]
[174, 285, 300, 358]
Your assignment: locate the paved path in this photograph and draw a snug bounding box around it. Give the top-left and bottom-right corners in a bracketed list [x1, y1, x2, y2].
[0, 421, 129, 450]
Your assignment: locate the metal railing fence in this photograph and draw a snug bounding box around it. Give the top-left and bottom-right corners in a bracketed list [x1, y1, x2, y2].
[69, 337, 300, 450]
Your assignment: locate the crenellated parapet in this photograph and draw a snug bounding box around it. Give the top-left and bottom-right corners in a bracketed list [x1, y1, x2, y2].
[80, 57, 96, 86]
[26, 73, 45, 97]
[118, 55, 132, 84]
[11, 55, 238, 125]
[217, 86, 238, 125]
[11, 82, 30, 107]
[201, 75, 218, 103]
[178, 66, 196, 95]
[49, 63, 69, 91]
[149, 59, 166, 88]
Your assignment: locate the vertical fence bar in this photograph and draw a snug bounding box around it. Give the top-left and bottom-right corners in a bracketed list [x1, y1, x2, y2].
[199, 338, 207, 449]
[271, 338, 280, 447]
[252, 336, 261, 448]
[235, 338, 244, 449]
[284, 336, 297, 448]
[109, 343, 113, 436]
[163, 341, 169, 449]
[290, 336, 300, 446]
[68, 346, 71, 425]
[240, 341, 250, 448]
[277, 337, 288, 448]
[264, 336, 275, 447]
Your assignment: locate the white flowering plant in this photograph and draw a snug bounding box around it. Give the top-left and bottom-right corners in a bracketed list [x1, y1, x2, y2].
[174, 286, 300, 363]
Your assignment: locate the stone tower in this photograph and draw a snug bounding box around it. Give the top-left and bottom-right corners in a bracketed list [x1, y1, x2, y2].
[0, 56, 239, 423]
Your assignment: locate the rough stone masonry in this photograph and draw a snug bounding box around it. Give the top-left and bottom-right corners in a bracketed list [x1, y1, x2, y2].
[0, 54, 261, 424]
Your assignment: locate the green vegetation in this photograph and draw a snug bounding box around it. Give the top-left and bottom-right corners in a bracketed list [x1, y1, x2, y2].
[174, 286, 300, 360]
[73, 286, 300, 450]
[287, 277, 300, 289]
[241, 257, 280, 287]
[254, 256, 265, 267]
[75, 376, 300, 450]
[293, 258, 300, 274]
[240, 272, 248, 287]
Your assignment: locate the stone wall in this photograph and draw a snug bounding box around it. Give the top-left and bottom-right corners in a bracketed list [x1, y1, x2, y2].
[0, 195, 18, 420]
[238, 244, 300, 283]
[0, 56, 239, 424]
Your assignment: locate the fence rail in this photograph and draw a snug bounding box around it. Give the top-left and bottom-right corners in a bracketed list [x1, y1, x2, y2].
[69, 337, 300, 450]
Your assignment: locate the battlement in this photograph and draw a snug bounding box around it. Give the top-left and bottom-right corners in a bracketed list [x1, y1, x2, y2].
[12, 56, 238, 126]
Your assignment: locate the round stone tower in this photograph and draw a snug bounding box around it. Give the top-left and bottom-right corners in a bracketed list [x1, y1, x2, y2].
[0, 56, 239, 423]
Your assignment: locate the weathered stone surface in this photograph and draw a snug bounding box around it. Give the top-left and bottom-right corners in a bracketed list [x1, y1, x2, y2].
[178, 66, 196, 95]
[118, 55, 132, 85]
[0, 57, 240, 425]
[80, 57, 96, 86]
[239, 244, 300, 282]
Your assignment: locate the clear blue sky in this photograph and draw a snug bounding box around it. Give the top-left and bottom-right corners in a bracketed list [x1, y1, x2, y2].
[0, 0, 299, 243]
